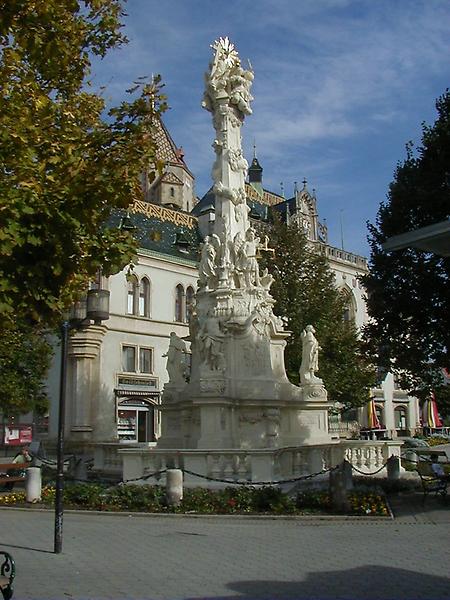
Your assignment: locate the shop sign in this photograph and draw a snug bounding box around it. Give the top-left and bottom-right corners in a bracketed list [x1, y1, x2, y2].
[1, 425, 33, 446]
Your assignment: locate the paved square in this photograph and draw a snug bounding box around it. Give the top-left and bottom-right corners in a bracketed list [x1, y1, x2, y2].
[1, 505, 449, 600]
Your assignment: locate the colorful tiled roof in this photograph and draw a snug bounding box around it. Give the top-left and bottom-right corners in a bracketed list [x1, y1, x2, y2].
[109, 202, 201, 263]
[193, 184, 283, 217]
[152, 117, 194, 178]
[245, 182, 284, 206]
[153, 171, 184, 187]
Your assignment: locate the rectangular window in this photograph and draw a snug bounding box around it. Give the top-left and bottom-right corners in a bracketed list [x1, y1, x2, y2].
[127, 291, 134, 315]
[138, 295, 145, 316]
[139, 348, 152, 374]
[122, 346, 136, 372]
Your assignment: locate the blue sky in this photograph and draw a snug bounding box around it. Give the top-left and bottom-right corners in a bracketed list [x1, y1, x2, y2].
[91, 0, 450, 257]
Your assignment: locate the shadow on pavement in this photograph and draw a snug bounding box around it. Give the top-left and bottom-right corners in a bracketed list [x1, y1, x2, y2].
[0, 542, 54, 554]
[388, 491, 450, 521]
[187, 565, 450, 600]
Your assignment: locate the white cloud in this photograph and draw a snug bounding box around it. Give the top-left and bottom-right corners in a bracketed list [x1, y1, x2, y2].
[87, 0, 450, 255]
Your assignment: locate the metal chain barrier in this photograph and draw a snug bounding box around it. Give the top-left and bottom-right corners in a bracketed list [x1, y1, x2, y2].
[32, 448, 410, 488]
[122, 469, 168, 485]
[55, 465, 339, 487]
[350, 460, 389, 476]
[180, 465, 339, 486]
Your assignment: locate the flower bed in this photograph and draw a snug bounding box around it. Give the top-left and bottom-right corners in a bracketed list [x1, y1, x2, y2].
[0, 483, 390, 516]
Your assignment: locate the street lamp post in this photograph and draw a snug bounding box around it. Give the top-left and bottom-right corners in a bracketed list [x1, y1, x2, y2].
[54, 289, 110, 554]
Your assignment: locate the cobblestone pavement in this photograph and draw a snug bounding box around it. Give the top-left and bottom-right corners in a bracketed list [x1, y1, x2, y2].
[1, 499, 449, 600]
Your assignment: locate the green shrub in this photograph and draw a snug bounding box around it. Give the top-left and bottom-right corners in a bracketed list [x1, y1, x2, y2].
[63, 483, 107, 507]
[105, 484, 166, 511]
[176, 487, 219, 513]
[251, 486, 296, 514]
[0, 480, 389, 516]
[296, 490, 332, 512]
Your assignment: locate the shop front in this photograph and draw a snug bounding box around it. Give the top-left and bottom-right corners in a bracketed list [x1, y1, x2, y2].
[115, 377, 160, 443]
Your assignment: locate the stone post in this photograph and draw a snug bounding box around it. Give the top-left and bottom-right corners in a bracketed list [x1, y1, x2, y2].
[26, 467, 42, 503]
[166, 469, 183, 506]
[342, 459, 354, 490]
[329, 462, 350, 513]
[386, 454, 401, 481]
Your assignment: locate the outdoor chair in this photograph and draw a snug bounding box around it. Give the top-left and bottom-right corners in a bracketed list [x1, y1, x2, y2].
[416, 461, 448, 504]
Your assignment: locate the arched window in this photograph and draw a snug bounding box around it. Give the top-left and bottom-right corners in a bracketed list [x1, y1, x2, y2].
[170, 186, 175, 197]
[394, 406, 407, 430]
[127, 275, 138, 315]
[175, 284, 184, 322]
[139, 277, 150, 317]
[185, 286, 195, 323]
[341, 288, 356, 323]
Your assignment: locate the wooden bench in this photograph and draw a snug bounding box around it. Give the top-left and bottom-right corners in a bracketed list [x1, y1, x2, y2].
[0, 551, 15, 600]
[416, 461, 448, 504]
[0, 462, 31, 491]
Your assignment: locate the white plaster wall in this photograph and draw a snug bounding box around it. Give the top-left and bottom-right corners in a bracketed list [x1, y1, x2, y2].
[329, 258, 368, 329]
[109, 253, 197, 323]
[105, 251, 197, 393]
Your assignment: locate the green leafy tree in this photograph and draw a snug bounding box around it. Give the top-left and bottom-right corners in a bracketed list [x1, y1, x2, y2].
[260, 217, 375, 409]
[0, 0, 166, 325]
[363, 91, 450, 415]
[0, 322, 51, 417]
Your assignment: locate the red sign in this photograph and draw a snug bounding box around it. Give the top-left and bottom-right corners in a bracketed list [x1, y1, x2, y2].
[1, 425, 33, 446]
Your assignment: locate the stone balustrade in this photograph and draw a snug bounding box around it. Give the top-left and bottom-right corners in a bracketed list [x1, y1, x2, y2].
[324, 245, 368, 268]
[335, 440, 403, 474]
[113, 439, 404, 487]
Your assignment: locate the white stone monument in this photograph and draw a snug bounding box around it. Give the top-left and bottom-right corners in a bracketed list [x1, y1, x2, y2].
[157, 38, 332, 456]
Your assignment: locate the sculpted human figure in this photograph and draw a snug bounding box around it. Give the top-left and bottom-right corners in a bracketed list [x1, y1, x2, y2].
[299, 325, 322, 384]
[199, 236, 217, 289]
[199, 317, 225, 371]
[163, 332, 188, 385]
[203, 38, 254, 119]
[228, 148, 248, 173]
[242, 228, 260, 287]
[230, 67, 254, 115]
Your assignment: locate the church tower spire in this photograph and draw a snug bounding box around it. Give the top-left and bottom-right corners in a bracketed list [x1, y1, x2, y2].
[248, 142, 263, 194]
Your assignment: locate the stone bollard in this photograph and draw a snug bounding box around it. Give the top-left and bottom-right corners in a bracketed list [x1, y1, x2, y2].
[166, 469, 183, 507]
[342, 460, 354, 490]
[386, 455, 401, 481]
[73, 457, 87, 482]
[329, 463, 350, 513]
[26, 467, 42, 503]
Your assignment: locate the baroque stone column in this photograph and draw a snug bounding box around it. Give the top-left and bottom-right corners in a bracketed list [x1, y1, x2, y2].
[157, 38, 332, 452]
